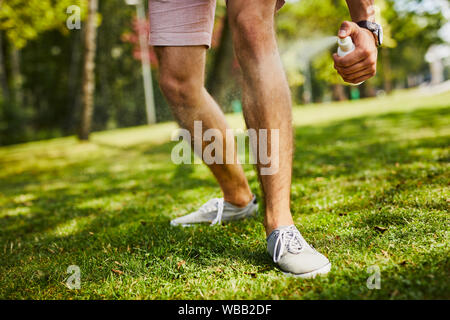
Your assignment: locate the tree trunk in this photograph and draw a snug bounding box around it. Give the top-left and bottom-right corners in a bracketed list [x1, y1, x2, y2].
[79, 0, 98, 140]
[206, 14, 235, 111]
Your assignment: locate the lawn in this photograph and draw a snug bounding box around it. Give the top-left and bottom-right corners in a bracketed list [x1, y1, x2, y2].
[0, 88, 449, 299]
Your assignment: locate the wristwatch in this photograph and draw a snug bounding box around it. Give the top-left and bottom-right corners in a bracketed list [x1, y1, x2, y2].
[357, 20, 383, 47]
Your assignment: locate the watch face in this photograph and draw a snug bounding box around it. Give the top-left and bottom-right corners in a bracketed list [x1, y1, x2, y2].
[368, 21, 378, 31]
[370, 22, 383, 46]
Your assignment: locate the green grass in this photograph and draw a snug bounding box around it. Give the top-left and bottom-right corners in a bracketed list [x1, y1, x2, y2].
[0, 89, 449, 299]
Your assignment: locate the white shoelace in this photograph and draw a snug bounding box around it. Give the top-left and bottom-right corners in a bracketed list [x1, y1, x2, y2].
[198, 198, 224, 226]
[273, 226, 303, 263]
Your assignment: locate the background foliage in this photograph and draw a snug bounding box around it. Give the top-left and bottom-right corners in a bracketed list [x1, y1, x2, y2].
[0, 0, 447, 145]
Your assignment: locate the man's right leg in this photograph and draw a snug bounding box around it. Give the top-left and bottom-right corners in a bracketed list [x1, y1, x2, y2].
[226, 0, 331, 278]
[155, 46, 253, 208]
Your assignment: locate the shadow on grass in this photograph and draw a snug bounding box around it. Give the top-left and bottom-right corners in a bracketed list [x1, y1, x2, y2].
[0, 106, 449, 298]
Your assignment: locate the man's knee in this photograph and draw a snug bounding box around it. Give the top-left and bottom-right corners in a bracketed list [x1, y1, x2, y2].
[159, 71, 201, 106]
[230, 10, 274, 60]
[155, 46, 205, 106]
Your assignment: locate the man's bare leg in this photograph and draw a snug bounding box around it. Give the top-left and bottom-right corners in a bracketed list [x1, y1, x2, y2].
[225, 1, 331, 278]
[155, 46, 252, 207]
[227, 0, 294, 235]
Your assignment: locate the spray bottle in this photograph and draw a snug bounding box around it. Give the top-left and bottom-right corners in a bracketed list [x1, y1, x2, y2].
[337, 36, 363, 85]
[337, 36, 355, 57]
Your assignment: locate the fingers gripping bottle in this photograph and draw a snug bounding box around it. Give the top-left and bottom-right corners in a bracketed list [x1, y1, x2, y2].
[337, 36, 363, 85]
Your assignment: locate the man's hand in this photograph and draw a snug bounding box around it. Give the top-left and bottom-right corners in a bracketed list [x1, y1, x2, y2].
[333, 21, 378, 84]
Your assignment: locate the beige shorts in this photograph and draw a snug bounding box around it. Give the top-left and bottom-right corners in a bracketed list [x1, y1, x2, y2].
[149, 0, 285, 48]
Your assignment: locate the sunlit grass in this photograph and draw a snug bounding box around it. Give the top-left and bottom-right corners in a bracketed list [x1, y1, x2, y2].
[0, 88, 449, 299]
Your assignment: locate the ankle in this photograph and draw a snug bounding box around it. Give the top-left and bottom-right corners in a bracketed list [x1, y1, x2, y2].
[224, 191, 253, 208]
[264, 214, 294, 237]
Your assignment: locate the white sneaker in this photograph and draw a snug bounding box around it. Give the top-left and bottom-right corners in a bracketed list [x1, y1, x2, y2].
[267, 225, 331, 278]
[170, 195, 258, 227]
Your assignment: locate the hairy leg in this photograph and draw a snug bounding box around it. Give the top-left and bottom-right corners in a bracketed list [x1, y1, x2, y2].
[155, 46, 252, 207]
[227, 0, 294, 235]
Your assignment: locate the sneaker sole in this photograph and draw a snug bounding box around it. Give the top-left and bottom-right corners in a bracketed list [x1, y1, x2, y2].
[282, 262, 331, 279]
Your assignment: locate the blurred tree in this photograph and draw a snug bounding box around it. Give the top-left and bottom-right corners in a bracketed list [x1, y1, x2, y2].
[380, 0, 445, 90]
[0, 0, 88, 105]
[79, 0, 98, 140]
[0, 0, 87, 49]
[0, 0, 89, 144]
[0, 0, 446, 145]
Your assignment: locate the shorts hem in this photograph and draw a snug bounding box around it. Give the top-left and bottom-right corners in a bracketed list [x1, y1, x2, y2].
[149, 32, 212, 48]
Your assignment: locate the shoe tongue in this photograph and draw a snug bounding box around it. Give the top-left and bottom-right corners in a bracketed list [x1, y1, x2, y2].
[282, 226, 303, 253]
[266, 224, 295, 241]
[266, 225, 302, 260]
